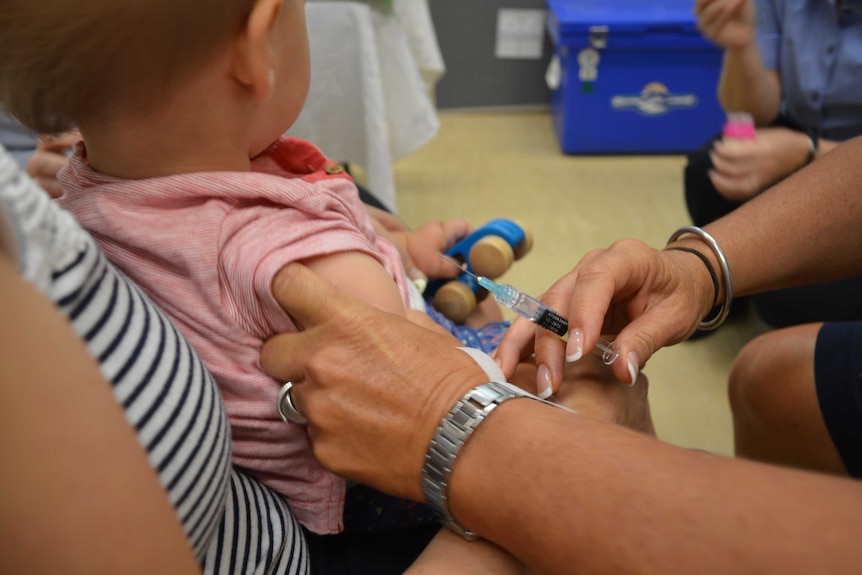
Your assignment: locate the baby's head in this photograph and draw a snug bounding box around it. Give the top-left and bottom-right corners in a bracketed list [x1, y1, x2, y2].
[0, 0, 309, 156]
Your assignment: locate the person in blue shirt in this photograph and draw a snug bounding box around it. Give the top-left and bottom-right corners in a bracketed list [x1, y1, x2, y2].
[685, 0, 862, 329]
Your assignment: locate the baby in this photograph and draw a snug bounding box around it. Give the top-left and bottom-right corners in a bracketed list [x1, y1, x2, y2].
[0, 0, 528, 571]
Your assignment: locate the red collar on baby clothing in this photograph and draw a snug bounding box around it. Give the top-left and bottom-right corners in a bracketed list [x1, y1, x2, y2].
[69, 136, 352, 185]
[253, 137, 352, 184]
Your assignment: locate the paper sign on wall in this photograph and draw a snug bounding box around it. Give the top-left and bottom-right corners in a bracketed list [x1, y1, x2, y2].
[495, 9, 546, 60]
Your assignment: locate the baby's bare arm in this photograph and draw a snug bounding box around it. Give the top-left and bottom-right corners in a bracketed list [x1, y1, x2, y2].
[300, 251, 466, 345]
[300, 250, 406, 317]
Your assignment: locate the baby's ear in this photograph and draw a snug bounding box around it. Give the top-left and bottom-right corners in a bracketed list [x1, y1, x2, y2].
[230, 0, 283, 102]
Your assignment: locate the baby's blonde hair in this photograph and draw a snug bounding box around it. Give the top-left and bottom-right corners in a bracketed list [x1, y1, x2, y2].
[0, 0, 257, 133]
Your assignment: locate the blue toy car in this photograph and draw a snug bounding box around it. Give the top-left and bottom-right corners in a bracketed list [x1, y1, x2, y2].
[425, 218, 532, 323]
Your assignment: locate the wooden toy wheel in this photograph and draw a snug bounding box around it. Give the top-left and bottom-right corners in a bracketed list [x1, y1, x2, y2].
[469, 236, 514, 279]
[512, 221, 533, 260]
[433, 281, 477, 323]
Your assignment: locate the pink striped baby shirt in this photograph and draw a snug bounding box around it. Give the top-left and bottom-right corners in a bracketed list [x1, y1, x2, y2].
[58, 137, 411, 534]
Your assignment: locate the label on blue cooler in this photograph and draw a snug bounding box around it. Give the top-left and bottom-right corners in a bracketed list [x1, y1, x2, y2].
[610, 82, 698, 116]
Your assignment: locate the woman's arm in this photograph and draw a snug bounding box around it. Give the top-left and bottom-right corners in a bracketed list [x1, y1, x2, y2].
[261, 263, 862, 575]
[695, 0, 782, 123]
[0, 255, 200, 574]
[718, 43, 781, 124]
[706, 134, 862, 296]
[450, 399, 862, 575]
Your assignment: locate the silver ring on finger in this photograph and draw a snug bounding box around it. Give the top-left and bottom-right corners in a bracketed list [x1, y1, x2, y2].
[277, 382, 308, 425]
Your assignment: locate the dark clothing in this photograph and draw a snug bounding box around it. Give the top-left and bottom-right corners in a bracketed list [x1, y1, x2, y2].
[356, 182, 391, 213]
[304, 525, 439, 575]
[305, 484, 440, 575]
[815, 321, 862, 478]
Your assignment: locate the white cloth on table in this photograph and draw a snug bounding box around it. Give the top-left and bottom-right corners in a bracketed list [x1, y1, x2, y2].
[288, 1, 444, 211]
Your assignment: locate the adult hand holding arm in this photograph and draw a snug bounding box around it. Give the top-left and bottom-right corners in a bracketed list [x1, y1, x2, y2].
[261, 263, 862, 575]
[262, 262, 488, 499]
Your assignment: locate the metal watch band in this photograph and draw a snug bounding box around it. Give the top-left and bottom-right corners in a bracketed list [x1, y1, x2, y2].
[422, 381, 556, 540]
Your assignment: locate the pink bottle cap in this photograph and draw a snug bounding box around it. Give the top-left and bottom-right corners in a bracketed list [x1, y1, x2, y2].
[723, 112, 756, 139]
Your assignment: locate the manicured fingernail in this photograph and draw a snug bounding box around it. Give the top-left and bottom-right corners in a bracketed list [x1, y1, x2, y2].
[537, 364, 553, 399]
[565, 328, 584, 362]
[627, 351, 640, 386]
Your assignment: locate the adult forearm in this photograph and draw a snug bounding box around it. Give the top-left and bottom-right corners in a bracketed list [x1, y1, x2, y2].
[449, 400, 862, 574]
[718, 45, 780, 124]
[705, 135, 862, 297]
[0, 260, 201, 574]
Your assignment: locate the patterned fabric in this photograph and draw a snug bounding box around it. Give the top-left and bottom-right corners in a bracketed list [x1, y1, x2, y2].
[0, 146, 309, 574]
[425, 303, 511, 354]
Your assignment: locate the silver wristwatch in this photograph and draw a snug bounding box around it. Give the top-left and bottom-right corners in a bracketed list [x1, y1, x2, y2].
[422, 381, 556, 539]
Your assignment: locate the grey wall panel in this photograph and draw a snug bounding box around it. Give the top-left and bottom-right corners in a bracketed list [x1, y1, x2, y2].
[430, 0, 553, 109]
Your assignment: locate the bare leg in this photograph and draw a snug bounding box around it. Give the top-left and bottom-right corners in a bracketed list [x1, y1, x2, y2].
[728, 323, 848, 475]
[405, 528, 531, 575]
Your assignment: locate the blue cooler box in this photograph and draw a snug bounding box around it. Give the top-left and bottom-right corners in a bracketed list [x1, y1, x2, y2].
[546, 0, 724, 154]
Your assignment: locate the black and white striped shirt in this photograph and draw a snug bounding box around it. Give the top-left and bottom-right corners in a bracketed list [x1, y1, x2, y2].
[0, 147, 309, 574]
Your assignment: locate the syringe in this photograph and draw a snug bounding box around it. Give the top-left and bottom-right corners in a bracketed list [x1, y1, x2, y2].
[477, 275, 620, 365]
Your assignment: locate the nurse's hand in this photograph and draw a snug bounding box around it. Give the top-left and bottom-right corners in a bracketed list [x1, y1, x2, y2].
[694, 0, 755, 49]
[494, 240, 714, 396]
[260, 263, 656, 501]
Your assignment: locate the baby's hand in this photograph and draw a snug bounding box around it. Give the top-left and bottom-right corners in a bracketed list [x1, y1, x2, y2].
[363, 208, 471, 287]
[406, 219, 472, 280]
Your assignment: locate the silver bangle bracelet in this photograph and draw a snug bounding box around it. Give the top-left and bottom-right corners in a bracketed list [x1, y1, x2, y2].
[805, 133, 819, 165]
[667, 226, 734, 331]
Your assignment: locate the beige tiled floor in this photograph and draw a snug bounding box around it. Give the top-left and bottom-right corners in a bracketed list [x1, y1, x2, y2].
[390, 111, 771, 456]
